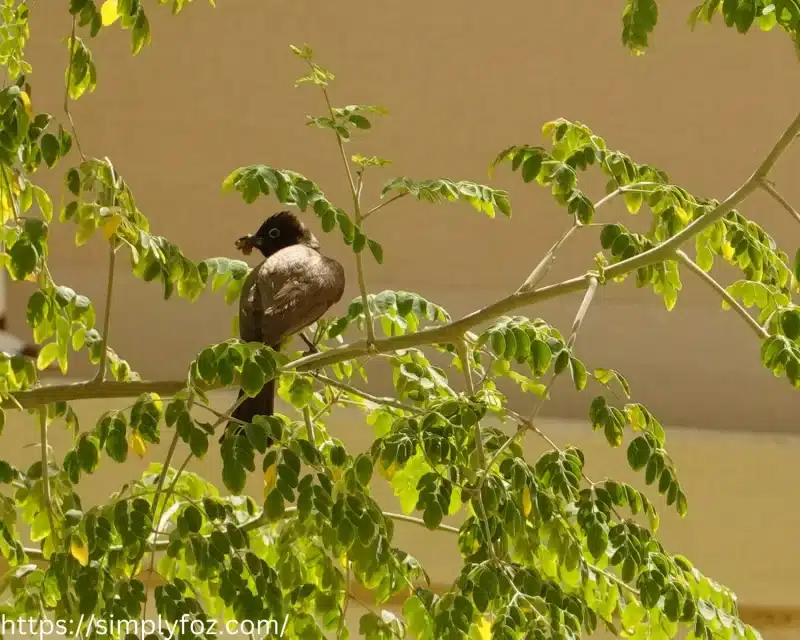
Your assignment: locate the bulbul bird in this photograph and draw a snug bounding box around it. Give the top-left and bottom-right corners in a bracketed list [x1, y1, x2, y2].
[219, 211, 346, 443]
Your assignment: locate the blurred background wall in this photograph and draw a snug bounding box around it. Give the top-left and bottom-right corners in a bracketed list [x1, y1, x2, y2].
[3, 0, 800, 635]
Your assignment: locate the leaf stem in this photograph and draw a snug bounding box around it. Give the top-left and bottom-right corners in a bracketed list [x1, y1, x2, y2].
[39, 408, 58, 547]
[337, 558, 350, 639]
[319, 85, 376, 346]
[64, 17, 85, 160]
[362, 192, 408, 220]
[517, 222, 579, 293]
[676, 250, 769, 339]
[312, 373, 419, 413]
[94, 243, 116, 382]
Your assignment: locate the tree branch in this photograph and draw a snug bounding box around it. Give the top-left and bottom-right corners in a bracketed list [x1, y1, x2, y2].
[517, 222, 580, 293]
[676, 250, 769, 340]
[517, 183, 658, 294]
[39, 408, 58, 546]
[567, 275, 598, 348]
[286, 109, 800, 374]
[319, 84, 376, 346]
[2, 380, 187, 409]
[311, 373, 418, 414]
[760, 178, 800, 227]
[362, 192, 408, 220]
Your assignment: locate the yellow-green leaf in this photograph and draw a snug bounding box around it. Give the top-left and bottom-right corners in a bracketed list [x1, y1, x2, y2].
[522, 486, 532, 517]
[101, 0, 120, 25]
[264, 463, 277, 497]
[70, 534, 89, 567]
[130, 432, 146, 458]
[36, 342, 59, 370]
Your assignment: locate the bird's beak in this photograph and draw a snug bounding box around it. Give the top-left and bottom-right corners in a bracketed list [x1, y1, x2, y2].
[235, 234, 257, 255]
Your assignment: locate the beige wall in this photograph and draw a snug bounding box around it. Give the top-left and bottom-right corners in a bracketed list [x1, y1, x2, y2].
[9, 0, 800, 434]
[3, 0, 800, 636]
[2, 393, 800, 635]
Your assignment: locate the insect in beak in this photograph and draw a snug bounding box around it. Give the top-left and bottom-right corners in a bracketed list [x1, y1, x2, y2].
[235, 234, 256, 255]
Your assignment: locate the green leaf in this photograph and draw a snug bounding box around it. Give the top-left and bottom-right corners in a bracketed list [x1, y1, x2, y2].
[241, 360, 266, 397]
[569, 356, 587, 391]
[368, 239, 384, 264]
[264, 489, 285, 521]
[627, 437, 651, 472]
[37, 342, 59, 370]
[288, 377, 313, 408]
[41, 134, 60, 168]
[131, 8, 150, 55]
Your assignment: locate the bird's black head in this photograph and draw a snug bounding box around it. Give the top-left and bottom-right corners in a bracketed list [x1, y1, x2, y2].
[235, 211, 319, 258]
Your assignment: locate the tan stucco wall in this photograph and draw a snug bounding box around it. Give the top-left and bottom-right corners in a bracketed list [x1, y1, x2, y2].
[8, 0, 800, 434]
[3, 0, 800, 636]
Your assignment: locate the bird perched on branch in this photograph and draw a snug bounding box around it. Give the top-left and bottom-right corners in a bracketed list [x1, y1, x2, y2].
[219, 211, 346, 443]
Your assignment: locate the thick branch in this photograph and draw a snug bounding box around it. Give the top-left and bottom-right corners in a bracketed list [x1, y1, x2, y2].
[676, 250, 769, 339]
[2, 380, 187, 409]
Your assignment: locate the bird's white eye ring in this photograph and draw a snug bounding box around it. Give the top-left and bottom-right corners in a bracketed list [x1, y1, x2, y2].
[268, 228, 280, 239]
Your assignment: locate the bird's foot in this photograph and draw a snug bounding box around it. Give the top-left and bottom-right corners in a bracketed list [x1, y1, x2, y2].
[300, 332, 318, 356]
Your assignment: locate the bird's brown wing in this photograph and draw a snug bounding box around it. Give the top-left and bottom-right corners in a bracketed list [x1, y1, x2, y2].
[238, 267, 263, 343]
[254, 245, 345, 346]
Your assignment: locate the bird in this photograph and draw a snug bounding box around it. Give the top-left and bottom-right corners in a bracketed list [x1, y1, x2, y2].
[219, 211, 346, 443]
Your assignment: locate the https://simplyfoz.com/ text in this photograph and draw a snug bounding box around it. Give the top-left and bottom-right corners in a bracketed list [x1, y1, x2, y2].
[0, 613, 291, 638]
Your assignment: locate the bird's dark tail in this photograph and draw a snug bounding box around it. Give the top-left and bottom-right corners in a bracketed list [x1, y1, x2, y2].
[219, 378, 275, 443]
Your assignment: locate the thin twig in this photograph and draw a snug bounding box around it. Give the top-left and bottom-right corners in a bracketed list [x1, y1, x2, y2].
[517, 182, 657, 293]
[676, 250, 769, 339]
[760, 178, 800, 227]
[39, 409, 58, 546]
[312, 373, 421, 414]
[362, 192, 408, 220]
[566, 275, 598, 349]
[381, 511, 460, 534]
[302, 406, 316, 445]
[94, 244, 116, 381]
[337, 558, 350, 639]
[64, 17, 85, 159]
[518, 222, 580, 292]
[318, 82, 375, 345]
[481, 277, 599, 478]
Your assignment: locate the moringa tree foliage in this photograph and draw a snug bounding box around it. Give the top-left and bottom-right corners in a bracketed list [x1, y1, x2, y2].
[0, 1, 797, 639]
